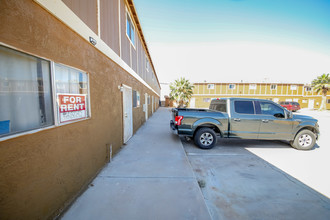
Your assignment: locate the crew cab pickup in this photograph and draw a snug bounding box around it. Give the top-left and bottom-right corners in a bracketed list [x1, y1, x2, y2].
[170, 98, 319, 150]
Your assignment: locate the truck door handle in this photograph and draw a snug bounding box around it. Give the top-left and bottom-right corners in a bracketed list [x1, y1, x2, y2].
[233, 118, 241, 122]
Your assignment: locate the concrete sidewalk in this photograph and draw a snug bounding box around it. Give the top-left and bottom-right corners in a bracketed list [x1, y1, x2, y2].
[61, 108, 211, 220]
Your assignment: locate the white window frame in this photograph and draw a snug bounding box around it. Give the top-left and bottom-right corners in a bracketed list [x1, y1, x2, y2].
[228, 84, 236, 90]
[249, 84, 257, 90]
[53, 63, 91, 126]
[207, 84, 215, 90]
[290, 85, 297, 90]
[125, 8, 136, 49]
[305, 87, 312, 92]
[133, 90, 140, 108]
[146, 56, 149, 72]
[0, 44, 91, 141]
[270, 84, 277, 90]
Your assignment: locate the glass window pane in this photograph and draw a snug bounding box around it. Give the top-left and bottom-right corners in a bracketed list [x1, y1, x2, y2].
[260, 102, 285, 118]
[133, 90, 137, 108]
[54, 64, 89, 124]
[0, 46, 53, 137]
[234, 101, 254, 114]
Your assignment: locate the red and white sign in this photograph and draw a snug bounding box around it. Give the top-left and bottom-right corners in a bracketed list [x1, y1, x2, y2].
[58, 94, 87, 123]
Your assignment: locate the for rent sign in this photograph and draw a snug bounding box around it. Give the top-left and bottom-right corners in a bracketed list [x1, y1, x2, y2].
[58, 94, 87, 123]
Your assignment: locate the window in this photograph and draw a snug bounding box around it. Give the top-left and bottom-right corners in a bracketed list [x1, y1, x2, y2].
[271, 84, 277, 90]
[260, 102, 285, 118]
[228, 84, 235, 89]
[54, 64, 90, 124]
[305, 87, 312, 92]
[133, 90, 140, 108]
[147, 95, 150, 105]
[0, 45, 91, 139]
[249, 84, 256, 90]
[126, 11, 135, 46]
[203, 98, 211, 102]
[327, 99, 330, 104]
[207, 84, 214, 89]
[234, 101, 254, 114]
[290, 85, 297, 90]
[0, 45, 54, 137]
[209, 100, 227, 112]
[146, 57, 149, 72]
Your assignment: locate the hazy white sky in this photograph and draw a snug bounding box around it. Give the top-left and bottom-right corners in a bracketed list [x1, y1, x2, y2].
[134, 0, 330, 98]
[150, 41, 330, 84]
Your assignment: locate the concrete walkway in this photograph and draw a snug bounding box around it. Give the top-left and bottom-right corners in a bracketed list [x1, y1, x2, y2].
[61, 108, 211, 220]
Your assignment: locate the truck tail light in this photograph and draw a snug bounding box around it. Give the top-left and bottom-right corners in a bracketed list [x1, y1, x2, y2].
[175, 116, 183, 126]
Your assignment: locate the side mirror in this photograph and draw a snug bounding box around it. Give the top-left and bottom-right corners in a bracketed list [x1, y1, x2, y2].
[287, 111, 293, 119]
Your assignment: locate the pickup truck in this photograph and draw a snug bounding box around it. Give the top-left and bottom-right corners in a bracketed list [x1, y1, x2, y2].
[170, 98, 319, 150]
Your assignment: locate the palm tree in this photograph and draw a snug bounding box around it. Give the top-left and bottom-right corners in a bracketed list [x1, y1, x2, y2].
[169, 77, 194, 108]
[312, 73, 330, 110]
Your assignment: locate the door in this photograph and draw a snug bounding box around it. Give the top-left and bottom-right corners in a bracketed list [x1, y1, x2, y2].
[190, 98, 196, 108]
[122, 85, 133, 143]
[257, 101, 293, 140]
[144, 93, 148, 121]
[229, 100, 260, 139]
[308, 99, 314, 109]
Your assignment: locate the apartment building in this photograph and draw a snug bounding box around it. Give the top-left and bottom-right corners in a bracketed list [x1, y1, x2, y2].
[0, 0, 160, 219]
[190, 83, 329, 109]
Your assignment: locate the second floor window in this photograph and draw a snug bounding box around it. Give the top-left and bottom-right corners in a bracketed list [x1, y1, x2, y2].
[229, 84, 235, 89]
[290, 85, 297, 90]
[146, 57, 149, 71]
[126, 12, 135, 46]
[207, 84, 215, 89]
[249, 84, 256, 90]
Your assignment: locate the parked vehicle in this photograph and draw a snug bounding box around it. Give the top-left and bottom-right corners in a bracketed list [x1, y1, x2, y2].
[170, 98, 319, 150]
[279, 101, 301, 112]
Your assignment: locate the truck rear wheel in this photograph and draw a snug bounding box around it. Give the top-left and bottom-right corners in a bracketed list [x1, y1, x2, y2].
[194, 128, 217, 149]
[291, 129, 316, 150]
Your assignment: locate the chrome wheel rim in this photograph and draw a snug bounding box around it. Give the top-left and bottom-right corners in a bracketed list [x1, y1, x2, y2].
[200, 132, 213, 146]
[298, 134, 312, 147]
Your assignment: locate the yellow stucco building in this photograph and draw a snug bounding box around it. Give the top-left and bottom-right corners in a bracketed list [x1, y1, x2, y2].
[189, 83, 330, 109]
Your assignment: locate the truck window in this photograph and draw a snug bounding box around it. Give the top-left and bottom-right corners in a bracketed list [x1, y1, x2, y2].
[234, 101, 254, 114]
[260, 102, 285, 118]
[210, 101, 227, 112]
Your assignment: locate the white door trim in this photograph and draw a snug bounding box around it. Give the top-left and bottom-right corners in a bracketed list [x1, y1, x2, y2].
[144, 93, 148, 121]
[122, 84, 133, 143]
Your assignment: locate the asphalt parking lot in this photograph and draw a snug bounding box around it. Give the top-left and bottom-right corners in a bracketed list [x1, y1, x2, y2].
[180, 109, 330, 220]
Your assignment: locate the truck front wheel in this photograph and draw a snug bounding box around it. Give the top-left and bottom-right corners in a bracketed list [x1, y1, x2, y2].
[194, 128, 217, 149]
[291, 129, 316, 150]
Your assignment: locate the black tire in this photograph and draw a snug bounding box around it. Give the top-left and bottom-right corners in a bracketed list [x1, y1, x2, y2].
[291, 129, 316, 150]
[194, 128, 217, 149]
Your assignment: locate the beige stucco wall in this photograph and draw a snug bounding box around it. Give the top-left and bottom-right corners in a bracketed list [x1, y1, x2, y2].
[0, 1, 159, 219]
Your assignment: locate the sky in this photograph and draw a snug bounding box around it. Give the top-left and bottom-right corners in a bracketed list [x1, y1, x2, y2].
[134, 0, 330, 97]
